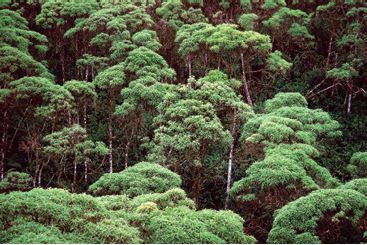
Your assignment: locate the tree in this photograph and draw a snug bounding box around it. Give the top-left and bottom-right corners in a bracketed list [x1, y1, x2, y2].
[64, 80, 96, 128]
[206, 24, 290, 105]
[94, 63, 126, 173]
[347, 152, 367, 178]
[307, 1, 367, 113]
[175, 22, 214, 77]
[0, 171, 32, 193]
[42, 124, 107, 191]
[0, 188, 141, 244]
[149, 98, 232, 207]
[146, 206, 256, 244]
[268, 189, 367, 243]
[36, 0, 99, 82]
[88, 161, 181, 197]
[187, 70, 254, 208]
[231, 92, 341, 241]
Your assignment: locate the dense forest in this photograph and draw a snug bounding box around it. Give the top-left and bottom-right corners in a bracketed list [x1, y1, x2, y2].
[0, 0, 366, 243]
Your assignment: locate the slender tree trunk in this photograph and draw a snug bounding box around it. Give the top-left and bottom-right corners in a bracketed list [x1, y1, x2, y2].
[326, 36, 333, 69]
[108, 98, 113, 173]
[38, 163, 44, 187]
[188, 58, 192, 78]
[240, 52, 253, 105]
[347, 93, 352, 114]
[124, 140, 130, 169]
[84, 160, 88, 183]
[0, 112, 8, 181]
[33, 151, 40, 187]
[67, 110, 72, 126]
[225, 109, 237, 209]
[83, 104, 87, 129]
[72, 156, 77, 192]
[83, 103, 88, 182]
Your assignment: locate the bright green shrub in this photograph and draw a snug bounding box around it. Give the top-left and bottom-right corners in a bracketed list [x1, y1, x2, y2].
[88, 162, 182, 197]
[0, 188, 106, 233]
[347, 152, 367, 178]
[0, 171, 32, 193]
[96, 194, 131, 211]
[339, 178, 367, 196]
[0, 219, 71, 244]
[130, 188, 195, 210]
[79, 218, 142, 244]
[0, 188, 142, 243]
[146, 206, 256, 244]
[196, 209, 257, 244]
[268, 189, 367, 244]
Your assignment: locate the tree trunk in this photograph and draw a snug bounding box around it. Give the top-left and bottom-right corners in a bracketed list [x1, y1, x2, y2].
[0, 112, 8, 181]
[108, 98, 113, 173]
[82, 104, 89, 182]
[124, 140, 130, 169]
[240, 52, 253, 106]
[33, 151, 40, 187]
[38, 163, 44, 187]
[84, 160, 88, 183]
[83, 104, 87, 129]
[347, 93, 352, 114]
[72, 156, 77, 192]
[188, 58, 192, 78]
[225, 109, 237, 209]
[326, 36, 333, 69]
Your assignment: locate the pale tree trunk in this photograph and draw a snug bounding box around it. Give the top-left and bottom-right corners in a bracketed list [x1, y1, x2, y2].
[124, 140, 130, 169]
[187, 58, 192, 78]
[83, 104, 88, 182]
[108, 98, 113, 173]
[225, 109, 237, 209]
[347, 93, 352, 114]
[33, 150, 40, 187]
[83, 104, 87, 129]
[84, 160, 88, 183]
[240, 52, 253, 106]
[0, 112, 9, 181]
[72, 155, 77, 192]
[326, 36, 333, 69]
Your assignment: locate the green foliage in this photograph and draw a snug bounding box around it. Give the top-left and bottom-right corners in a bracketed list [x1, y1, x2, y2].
[0, 188, 142, 244]
[88, 162, 182, 197]
[146, 206, 256, 243]
[124, 47, 176, 81]
[150, 98, 231, 162]
[132, 30, 162, 51]
[339, 178, 367, 196]
[347, 152, 367, 178]
[268, 189, 367, 243]
[242, 93, 341, 147]
[238, 13, 258, 31]
[327, 63, 358, 81]
[267, 50, 292, 74]
[0, 171, 32, 193]
[129, 188, 195, 210]
[156, 0, 207, 30]
[94, 63, 126, 91]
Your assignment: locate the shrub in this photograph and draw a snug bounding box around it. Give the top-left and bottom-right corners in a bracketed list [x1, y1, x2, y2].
[0, 171, 32, 193]
[88, 162, 182, 197]
[268, 189, 367, 243]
